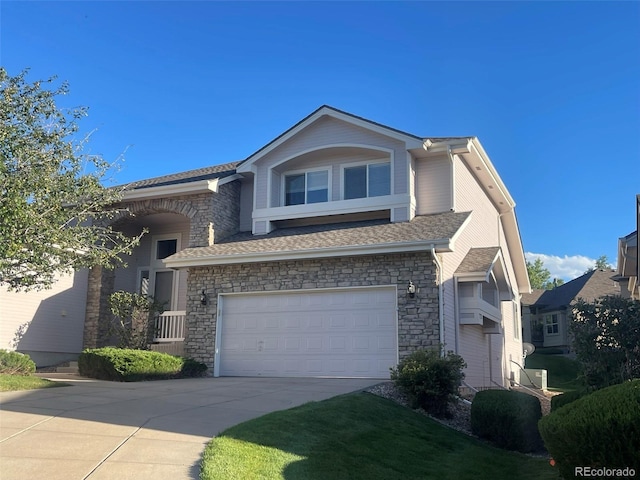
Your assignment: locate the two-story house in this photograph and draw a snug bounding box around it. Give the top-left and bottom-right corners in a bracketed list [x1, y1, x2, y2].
[4, 106, 531, 389]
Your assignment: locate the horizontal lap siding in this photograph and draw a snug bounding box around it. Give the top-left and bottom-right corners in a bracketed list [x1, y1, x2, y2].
[415, 155, 452, 215]
[440, 156, 521, 388]
[0, 270, 88, 355]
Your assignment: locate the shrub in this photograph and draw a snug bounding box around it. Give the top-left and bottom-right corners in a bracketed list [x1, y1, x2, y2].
[0, 350, 36, 375]
[550, 389, 588, 412]
[78, 347, 207, 381]
[470, 389, 544, 453]
[538, 379, 640, 479]
[390, 347, 466, 418]
[570, 296, 640, 390]
[108, 291, 165, 350]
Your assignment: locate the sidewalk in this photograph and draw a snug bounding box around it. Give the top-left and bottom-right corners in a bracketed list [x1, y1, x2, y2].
[0, 375, 381, 480]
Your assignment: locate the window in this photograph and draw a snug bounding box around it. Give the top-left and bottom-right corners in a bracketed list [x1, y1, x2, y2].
[513, 302, 520, 340]
[545, 314, 559, 335]
[156, 239, 177, 259]
[284, 170, 329, 206]
[344, 162, 390, 199]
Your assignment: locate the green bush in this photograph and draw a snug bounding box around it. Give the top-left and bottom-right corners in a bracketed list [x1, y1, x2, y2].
[78, 347, 207, 381]
[390, 348, 466, 418]
[0, 350, 36, 375]
[471, 389, 544, 453]
[550, 389, 588, 412]
[538, 380, 640, 479]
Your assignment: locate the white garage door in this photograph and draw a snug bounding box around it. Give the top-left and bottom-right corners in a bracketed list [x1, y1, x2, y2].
[217, 287, 397, 378]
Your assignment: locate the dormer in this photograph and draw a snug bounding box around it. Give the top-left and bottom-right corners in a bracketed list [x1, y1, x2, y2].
[237, 106, 424, 235]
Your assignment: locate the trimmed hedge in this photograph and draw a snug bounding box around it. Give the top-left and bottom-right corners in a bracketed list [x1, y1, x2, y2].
[0, 350, 36, 375]
[78, 348, 207, 381]
[470, 389, 544, 453]
[538, 380, 640, 479]
[550, 389, 588, 412]
[390, 348, 466, 418]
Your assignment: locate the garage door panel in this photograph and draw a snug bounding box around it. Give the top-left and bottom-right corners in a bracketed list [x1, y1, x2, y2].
[219, 287, 397, 378]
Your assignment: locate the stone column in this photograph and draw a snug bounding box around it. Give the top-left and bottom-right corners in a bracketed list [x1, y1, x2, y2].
[83, 266, 115, 348]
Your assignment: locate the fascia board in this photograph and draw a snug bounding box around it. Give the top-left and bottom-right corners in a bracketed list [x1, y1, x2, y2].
[501, 210, 531, 293]
[467, 139, 515, 209]
[163, 239, 452, 269]
[122, 180, 217, 201]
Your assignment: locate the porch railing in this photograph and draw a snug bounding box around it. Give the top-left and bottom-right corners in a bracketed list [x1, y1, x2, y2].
[153, 310, 186, 342]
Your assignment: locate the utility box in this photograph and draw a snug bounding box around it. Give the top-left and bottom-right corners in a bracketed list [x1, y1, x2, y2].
[522, 368, 548, 390]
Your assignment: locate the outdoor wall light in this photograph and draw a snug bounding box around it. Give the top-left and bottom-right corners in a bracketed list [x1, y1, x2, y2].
[200, 290, 208, 306]
[407, 281, 416, 298]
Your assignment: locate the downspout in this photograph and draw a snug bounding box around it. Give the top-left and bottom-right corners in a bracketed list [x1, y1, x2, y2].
[431, 245, 445, 357]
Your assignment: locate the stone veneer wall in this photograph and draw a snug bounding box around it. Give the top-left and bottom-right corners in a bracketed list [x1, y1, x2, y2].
[83, 181, 241, 348]
[184, 251, 439, 371]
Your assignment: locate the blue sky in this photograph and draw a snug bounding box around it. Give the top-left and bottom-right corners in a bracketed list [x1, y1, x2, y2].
[2, 1, 638, 281]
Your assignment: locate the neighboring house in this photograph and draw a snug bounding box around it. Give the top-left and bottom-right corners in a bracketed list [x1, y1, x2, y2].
[4, 105, 532, 389]
[0, 270, 88, 366]
[521, 269, 621, 351]
[616, 195, 639, 300]
[617, 230, 638, 300]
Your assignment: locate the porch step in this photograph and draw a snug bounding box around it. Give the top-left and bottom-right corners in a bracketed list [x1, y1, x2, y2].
[56, 361, 79, 374]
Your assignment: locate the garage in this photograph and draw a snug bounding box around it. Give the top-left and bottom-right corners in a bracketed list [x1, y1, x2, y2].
[215, 286, 398, 378]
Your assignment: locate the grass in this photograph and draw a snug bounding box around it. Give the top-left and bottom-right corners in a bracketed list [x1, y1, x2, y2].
[201, 393, 560, 480]
[524, 353, 583, 391]
[0, 374, 68, 391]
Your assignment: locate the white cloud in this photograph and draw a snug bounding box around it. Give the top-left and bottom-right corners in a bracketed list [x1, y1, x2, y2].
[525, 252, 598, 282]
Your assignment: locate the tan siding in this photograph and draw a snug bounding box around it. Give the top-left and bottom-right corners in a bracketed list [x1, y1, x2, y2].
[0, 270, 88, 357]
[415, 155, 453, 214]
[439, 155, 523, 388]
[239, 180, 253, 232]
[252, 116, 408, 210]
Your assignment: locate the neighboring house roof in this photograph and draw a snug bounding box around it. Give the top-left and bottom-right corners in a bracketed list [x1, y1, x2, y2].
[122, 161, 241, 190]
[521, 289, 546, 306]
[164, 211, 471, 268]
[525, 269, 621, 313]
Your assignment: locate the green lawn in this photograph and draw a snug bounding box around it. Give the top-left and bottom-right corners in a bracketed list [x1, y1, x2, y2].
[0, 374, 68, 391]
[201, 393, 560, 480]
[524, 353, 583, 391]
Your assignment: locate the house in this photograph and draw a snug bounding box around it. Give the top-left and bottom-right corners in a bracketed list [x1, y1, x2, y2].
[615, 195, 639, 300]
[0, 271, 88, 366]
[4, 106, 532, 389]
[521, 269, 621, 351]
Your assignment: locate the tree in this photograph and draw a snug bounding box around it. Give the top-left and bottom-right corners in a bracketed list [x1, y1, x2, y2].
[526, 258, 563, 290]
[584, 255, 611, 274]
[108, 291, 165, 350]
[0, 68, 143, 290]
[570, 296, 640, 390]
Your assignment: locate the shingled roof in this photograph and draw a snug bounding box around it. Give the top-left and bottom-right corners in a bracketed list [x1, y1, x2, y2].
[455, 247, 501, 275]
[122, 161, 241, 190]
[164, 211, 471, 267]
[524, 269, 621, 312]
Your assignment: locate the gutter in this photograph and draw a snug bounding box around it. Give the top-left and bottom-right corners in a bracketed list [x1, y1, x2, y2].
[165, 238, 453, 269]
[431, 244, 445, 357]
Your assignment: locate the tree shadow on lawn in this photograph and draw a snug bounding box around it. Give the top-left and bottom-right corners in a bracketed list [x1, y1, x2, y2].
[209, 393, 560, 480]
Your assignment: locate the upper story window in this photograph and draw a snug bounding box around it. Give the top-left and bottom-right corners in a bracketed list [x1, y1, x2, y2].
[284, 169, 329, 206]
[343, 161, 390, 200]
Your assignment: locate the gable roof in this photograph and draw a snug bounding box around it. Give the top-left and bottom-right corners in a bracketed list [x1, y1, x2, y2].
[236, 105, 424, 173]
[163, 211, 471, 268]
[525, 269, 621, 313]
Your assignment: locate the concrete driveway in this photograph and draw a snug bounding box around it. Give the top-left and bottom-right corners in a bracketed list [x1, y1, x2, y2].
[0, 375, 382, 480]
